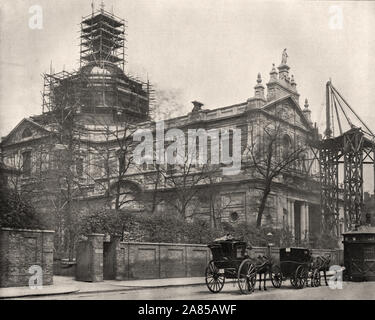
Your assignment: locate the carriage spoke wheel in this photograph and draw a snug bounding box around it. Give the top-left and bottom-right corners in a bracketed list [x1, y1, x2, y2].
[205, 260, 225, 293]
[311, 269, 321, 287]
[238, 259, 256, 294]
[293, 265, 308, 289]
[290, 275, 296, 288]
[270, 265, 283, 288]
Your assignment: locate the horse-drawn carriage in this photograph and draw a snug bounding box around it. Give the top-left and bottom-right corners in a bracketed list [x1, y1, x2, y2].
[205, 240, 332, 294]
[276, 247, 331, 288]
[205, 237, 282, 294]
[276, 247, 313, 289]
[205, 239, 257, 294]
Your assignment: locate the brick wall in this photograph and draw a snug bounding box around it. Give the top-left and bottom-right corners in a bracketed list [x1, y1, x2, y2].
[0, 228, 54, 288]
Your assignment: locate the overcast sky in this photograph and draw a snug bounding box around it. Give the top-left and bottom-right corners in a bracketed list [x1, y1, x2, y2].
[1, 0, 375, 188]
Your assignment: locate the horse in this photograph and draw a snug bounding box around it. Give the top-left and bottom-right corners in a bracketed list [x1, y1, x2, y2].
[253, 255, 273, 291]
[311, 254, 331, 286]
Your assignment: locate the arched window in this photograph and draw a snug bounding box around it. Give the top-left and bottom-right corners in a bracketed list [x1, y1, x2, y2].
[111, 181, 142, 211]
[301, 153, 308, 172]
[22, 128, 32, 139]
[282, 135, 292, 160]
[22, 151, 32, 175]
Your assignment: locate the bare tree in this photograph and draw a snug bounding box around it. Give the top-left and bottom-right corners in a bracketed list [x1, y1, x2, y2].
[196, 167, 233, 229]
[156, 154, 212, 219]
[2, 107, 86, 260]
[244, 121, 307, 228]
[78, 114, 143, 240]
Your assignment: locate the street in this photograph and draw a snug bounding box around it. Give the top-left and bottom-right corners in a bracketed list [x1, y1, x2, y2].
[14, 280, 375, 300]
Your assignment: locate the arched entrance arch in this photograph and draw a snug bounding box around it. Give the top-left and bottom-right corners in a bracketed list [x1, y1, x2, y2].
[109, 180, 143, 211]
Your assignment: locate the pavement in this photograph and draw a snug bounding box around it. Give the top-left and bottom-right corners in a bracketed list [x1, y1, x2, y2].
[0, 276, 206, 299]
[1, 269, 366, 300]
[8, 279, 375, 300]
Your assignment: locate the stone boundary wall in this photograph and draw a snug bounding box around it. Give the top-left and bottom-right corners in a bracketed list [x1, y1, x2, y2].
[104, 241, 211, 280]
[0, 228, 54, 288]
[75, 235, 344, 282]
[76, 234, 104, 282]
[53, 260, 76, 277]
[105, 241, 343, 281]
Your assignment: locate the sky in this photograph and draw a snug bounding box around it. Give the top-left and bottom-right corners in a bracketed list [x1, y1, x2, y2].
[0, 0, 375, 189]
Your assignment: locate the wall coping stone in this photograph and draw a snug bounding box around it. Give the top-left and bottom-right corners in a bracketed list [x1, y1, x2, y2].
[119, 241, 208, 247]
[117, 242, 341, 251]
[0, 227, 55, 233]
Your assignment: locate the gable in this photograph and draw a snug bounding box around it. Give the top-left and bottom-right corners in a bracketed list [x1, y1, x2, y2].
[262, 96, 312, 131]
[1, 118, 50, 147]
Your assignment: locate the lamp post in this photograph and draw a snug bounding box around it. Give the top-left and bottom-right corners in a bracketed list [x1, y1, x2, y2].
[267, 232, 274, 257]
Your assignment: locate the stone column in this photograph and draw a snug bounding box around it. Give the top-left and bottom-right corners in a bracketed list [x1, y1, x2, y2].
[300, 203, 306, 240]
[88, 233, 105, 282]
[111, 235, 122, 280]
[76, 233, 104, 282]
[305, 203, 310, 241]
[289, 200, 295, 237]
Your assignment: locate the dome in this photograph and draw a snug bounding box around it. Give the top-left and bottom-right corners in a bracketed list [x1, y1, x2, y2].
[80, 61, 123, 76]
[90, 66, 111, 75]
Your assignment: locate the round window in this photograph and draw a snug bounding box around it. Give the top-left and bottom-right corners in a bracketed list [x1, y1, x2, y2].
[230, 211, 239, 222]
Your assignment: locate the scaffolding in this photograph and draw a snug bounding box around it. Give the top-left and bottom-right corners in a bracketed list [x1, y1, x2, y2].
[42, 70, 81, 114]
[42, 6, 150, 123]
[318, 81, 375, 234]
[80, 8, 126, 71]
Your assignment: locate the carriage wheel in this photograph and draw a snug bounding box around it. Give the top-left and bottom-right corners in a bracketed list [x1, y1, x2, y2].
[205, 260, 225, 293]
[238, 259, 256, 294]
[311, 269, 321, 287]
[293, 265, 308, 289]
[270, 265, 283, 288]
[290, 275, 296, 288]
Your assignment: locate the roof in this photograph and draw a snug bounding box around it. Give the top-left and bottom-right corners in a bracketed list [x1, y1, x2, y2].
[82, 12, 124, 28]
[342, 225, 375, 235]
[210, 239, 246, 245]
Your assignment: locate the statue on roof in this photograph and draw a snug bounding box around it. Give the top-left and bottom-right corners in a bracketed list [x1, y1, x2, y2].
[191, 101, 204, 113]
[281, 48, 288, 65]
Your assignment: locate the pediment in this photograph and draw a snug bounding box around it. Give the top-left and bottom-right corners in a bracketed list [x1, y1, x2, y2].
[1, 118, 50, 146]
[262, 95, 312, 131]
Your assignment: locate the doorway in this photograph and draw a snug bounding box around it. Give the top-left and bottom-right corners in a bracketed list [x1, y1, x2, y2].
[294, 201, 302, 245]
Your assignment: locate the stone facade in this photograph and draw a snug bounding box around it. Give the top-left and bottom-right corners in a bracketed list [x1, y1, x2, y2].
[0, 228, 54, 288]
[0, 57, 324, 245]
[0, 5, 327, 251]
